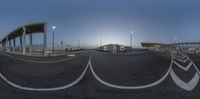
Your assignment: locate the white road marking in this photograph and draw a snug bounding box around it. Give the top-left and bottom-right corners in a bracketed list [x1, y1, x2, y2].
[170, 54, 200, 91]
[89, 54, 200, 91]
[68, 54, 76, 57]
[1, 51, 200, 91]
[173, 60, 193, 71]
[173, 56, 189, 63]
[0, 57, 91, 91]
[174, 55, 187, 60]
[170, 69, 199, 91]
[89, 56, 173, 89]
[186, 55, 200, 75]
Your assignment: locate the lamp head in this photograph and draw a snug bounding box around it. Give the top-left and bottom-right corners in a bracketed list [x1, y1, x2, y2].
[52, 26, 56, 30]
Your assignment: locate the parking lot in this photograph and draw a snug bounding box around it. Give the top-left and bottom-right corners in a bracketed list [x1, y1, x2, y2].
[0, 50, 199, 99]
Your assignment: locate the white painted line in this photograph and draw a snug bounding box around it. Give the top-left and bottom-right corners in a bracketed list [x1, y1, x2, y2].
[185, 55, 200, 75]
[68, 54, 76, 57]
[0, 57, 91, 91]
[173, 56, 189, 63]
[89, 56, 173, 89]
[2, 51, 200, 91]
[172, 60, 193, 71]
[170, 69, 199, 91]
[89, 53, 200, 91]
[170, 54, 200, 91]
[174, 55, 187, 60]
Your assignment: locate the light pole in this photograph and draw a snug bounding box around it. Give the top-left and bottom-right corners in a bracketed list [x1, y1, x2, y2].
[173, 37, 178, 48]
[61, 40, 63, 50]
[100, 38, 102, 46]
[78, 40, 80, 49]
[173, 37, 178, 54]
[173, 37, 178, 44]
[130, 31, 134, 49]
[52, 26, 56, 54]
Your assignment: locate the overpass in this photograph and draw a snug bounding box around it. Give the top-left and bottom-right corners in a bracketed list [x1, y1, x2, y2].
[141, 42, 200, 49]
[171, 42, 200, 48]
[0, 23, 47, 55]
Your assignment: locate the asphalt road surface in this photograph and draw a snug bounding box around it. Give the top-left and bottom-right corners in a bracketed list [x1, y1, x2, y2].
[0, 50, 200, 99]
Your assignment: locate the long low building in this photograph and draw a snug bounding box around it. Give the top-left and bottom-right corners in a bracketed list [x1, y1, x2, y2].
[141, 42, 165, 49]
[97, 44, 131, 53]
[141, 42, 200, 54]
[141, 42, 200, 49]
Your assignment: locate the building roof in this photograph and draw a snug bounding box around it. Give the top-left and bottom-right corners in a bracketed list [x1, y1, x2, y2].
[141, 42, 165, 45]
[1, 22, 46, 42]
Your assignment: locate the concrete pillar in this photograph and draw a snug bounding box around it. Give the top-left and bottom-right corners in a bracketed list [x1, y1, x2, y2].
[22, 27, 26, 54]
[2, 41, 5, 50]
[6, 36, 8, 52]
[9, 40, 11, 51]
[29, 34, 33, 52]
[43, 23, 47, 56]
[0, 41, 2, 51]
[13, 38, 15, 51]
[20, 36, 22, 52]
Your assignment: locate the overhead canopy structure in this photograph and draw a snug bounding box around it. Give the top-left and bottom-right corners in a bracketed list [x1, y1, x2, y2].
[1, 23, 46, 42]
[141, 42, 165, 48]
[141, 42, 200, 49]
[1, 22, 47, 55]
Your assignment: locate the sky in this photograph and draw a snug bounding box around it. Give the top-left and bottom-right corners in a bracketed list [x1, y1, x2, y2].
[0, 0, 200, 48]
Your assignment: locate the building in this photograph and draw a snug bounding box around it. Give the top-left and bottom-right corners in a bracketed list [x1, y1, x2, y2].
[141, 42, 200, 54]
[141, 42, 165, 49]
[97, 44, 131, 53]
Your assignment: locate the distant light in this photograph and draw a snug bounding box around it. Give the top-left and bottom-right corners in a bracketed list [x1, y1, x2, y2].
[130, 31, 134, 34]
[52, 26, 56, 30]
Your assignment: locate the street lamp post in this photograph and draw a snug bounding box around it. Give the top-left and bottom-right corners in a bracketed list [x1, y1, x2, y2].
[78, 40, 80, 49]
[173, 37, 178, 54]
[52, 26, 56, 54]
[61, 40, 63, 50]
[100, 38, 102, 46]
[130, 31, 134, 49]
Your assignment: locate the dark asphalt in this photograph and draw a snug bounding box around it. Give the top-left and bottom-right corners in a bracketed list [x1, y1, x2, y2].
[90, 50, 171, 86]
[2, 51, 82, 61]
[0, 50, 200, 99]
[0, 51, 90, 88]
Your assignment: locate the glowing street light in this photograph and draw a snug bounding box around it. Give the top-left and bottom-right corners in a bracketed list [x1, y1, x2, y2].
[52, 26, 56, 30]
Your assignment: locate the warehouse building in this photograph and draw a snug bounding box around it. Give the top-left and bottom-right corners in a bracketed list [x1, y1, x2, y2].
[141, 42, 165, 49]
[97, 44, 131, 53]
